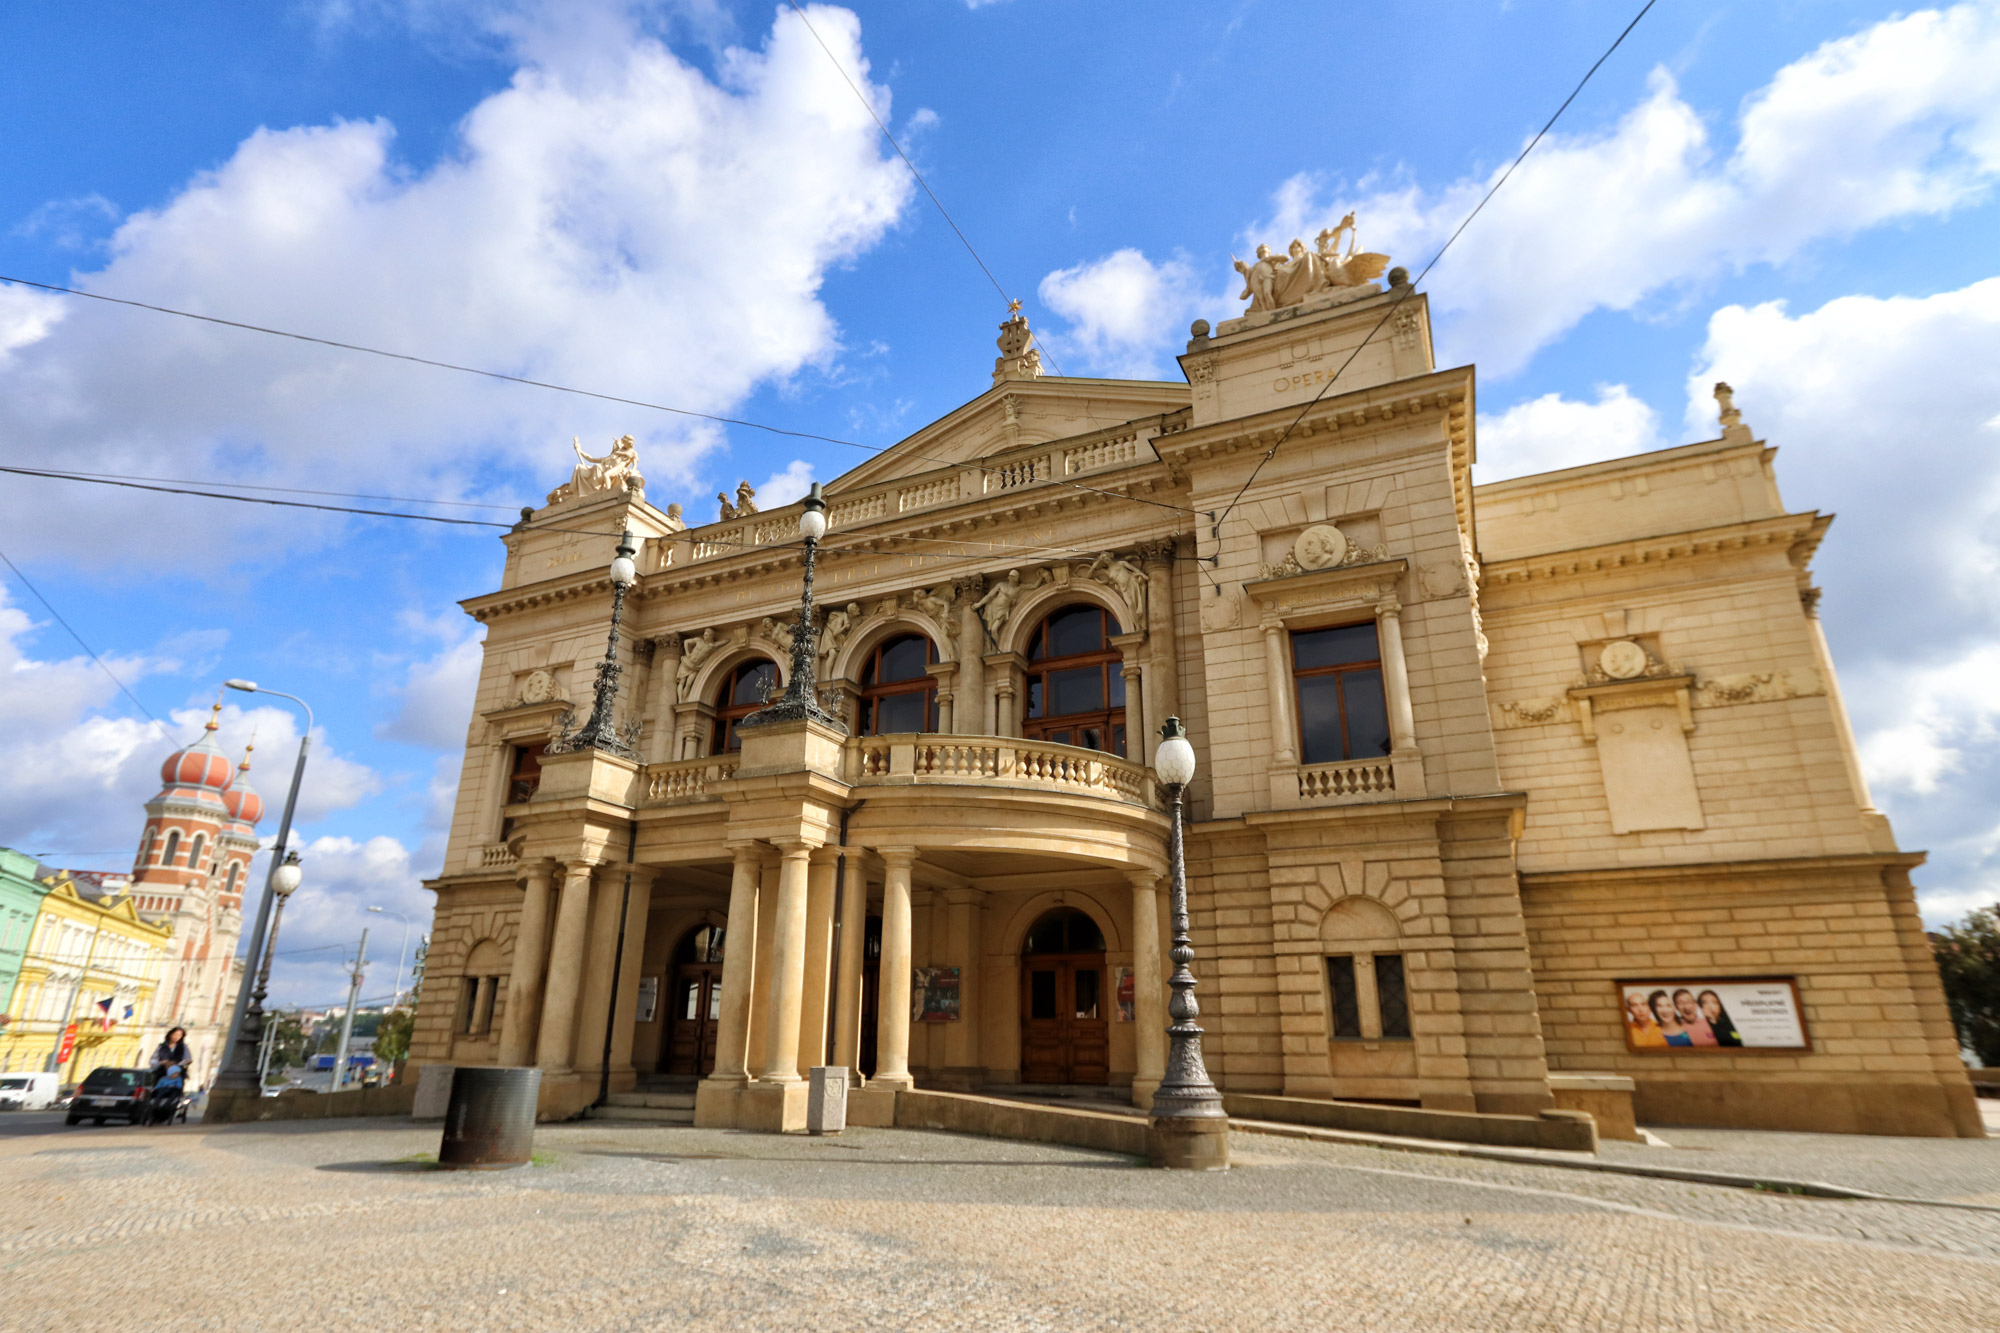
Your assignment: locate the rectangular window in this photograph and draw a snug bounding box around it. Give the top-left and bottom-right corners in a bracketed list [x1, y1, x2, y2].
[1326, 956, 1362, 1038]
[1374, 954, 1411, 1039]
[1074, 968, 1100, 1020]
[458, 978, 481, 1034]
[1029, 969, 1058, 1020]
[1291, 624, 1392, 764]
[507, 744, 546, 805]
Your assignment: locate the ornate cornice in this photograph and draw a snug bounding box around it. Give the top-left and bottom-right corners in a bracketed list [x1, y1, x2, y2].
[1480, 512, 1829, 589]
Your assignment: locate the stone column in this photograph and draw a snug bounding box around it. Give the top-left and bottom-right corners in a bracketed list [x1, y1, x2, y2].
[709, 844, 762, 1085]
[1262, 620, 1299, 766]
[942, 887, 982, 1075]
[746, 851, 781, 1074]
[758, 841, 815, 1084]
[984, 652, 1023, 738]
[608, 869, 656, 1077]
[831, 862, 869, 1076]
[1121, 661, 1145, 760]
[574, 863, 628, 1077]
[797, 849, 839, 1076]
[956, 595, 986, 730]
[925, 662, 958, 736]
[645, 637, 682, 764]
[1129, 870, 1167, 1108]
[1377, 600, 1418, 754]
[872, 847, 917, 1089]
[497, 859, 556, 1067]
[535, 861, 596, 1071]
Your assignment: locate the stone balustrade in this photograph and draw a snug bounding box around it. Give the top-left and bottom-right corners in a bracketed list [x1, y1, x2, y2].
[846, 733, 1156, 808]
[1297, 757, 1396, 802]
[642, 754, 741, 803]
[477, 843, 519, 869]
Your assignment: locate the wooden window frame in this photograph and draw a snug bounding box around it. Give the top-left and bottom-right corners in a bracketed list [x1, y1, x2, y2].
[711, 658, 782, 754]
[857, 634, 939, 736]
[1290, 622, 1390, 765]
[1022, 605, 1128, 757]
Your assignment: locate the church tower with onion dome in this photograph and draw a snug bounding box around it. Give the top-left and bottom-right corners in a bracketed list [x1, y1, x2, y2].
[128, 703, 258, 1084]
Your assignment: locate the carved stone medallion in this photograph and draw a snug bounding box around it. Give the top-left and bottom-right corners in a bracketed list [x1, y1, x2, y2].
[1293, 524, 1348, 571]
[519, 669, 556, 705]
[1598, 640, 1649, 681]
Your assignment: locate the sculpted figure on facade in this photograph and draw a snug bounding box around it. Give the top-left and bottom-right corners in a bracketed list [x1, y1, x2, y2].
[734, 480, 759, 516]
[1084, 552, 1148, 634]
[1232, 213, 1390, 314]
[973, 569, 1029, 641]
[758, 615, 794, 656]
[546, 433, 644, 506]
[675, 628, 719, 702]
[819, 602, 860, 676]
[716, 492, 737, 522]
[912, 585, 958, 658]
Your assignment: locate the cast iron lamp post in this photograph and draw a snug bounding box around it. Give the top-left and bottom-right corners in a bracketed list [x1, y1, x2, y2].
[741, 483, 844, 732]
[1149, 716, 1229, 1169]
[244, 850, 302, 1087]
[550, 530, 642, 756]
[213, 680, 312, 1095]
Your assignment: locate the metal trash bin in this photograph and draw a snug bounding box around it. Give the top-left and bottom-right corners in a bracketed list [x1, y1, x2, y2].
[439, 1066, 541, 1169]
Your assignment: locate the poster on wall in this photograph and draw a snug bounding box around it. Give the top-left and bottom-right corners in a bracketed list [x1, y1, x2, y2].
[1617, 978, 1808, 1051]
[635, 976, 660, 1024]
[1114, 967, 1134, 1022]
[912, 967, 961, 1022]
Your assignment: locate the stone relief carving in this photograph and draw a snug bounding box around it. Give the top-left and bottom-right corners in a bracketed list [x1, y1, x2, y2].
[1084, 552, 1148, 634]
[1597, 640, 1650, 681]
[1693, 669, 1824, 708]
[1462, 532, 1488, 661]
[1257, 523, 1388, 581]
[1199, 586, 1241, 631]
[1494, 698, 1570, 729]
[517, 668, 557, 706]
[546, 434, 643, 506]
[675, 628, 719, 702]
[758, 615, 794, 656]
[973, 569, 1033, 641]
[1184, 354, 1218, 385]
[913, 585, 959, 658]
[1416, 561, 1466, 601]
[1232, 213, 1391, 314]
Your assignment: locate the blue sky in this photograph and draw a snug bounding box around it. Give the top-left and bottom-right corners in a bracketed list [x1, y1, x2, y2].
[2, 0, 1998, 1005]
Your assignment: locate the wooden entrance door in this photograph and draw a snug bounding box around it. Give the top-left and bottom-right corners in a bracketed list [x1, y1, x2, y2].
[1020, 955, 1109, 1084]
[662, 924, 725, 1077]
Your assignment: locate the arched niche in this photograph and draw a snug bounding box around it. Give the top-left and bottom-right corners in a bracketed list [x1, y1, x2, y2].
[1319, 895, 1402, 954]
[682, 643, 789, 712]
[996, 890, 1125, 959]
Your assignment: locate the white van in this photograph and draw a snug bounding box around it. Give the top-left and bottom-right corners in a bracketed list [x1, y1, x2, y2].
[0, 1071, 60, 1111]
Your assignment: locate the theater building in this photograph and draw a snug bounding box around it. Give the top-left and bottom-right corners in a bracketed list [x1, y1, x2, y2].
[410, 256, 1981, 1139]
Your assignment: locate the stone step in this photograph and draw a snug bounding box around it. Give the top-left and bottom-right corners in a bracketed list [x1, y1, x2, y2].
[586, 1102, 695, 1124]
[608, 1091, 696, 1110]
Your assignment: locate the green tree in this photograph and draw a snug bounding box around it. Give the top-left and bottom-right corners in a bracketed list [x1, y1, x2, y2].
[1931, 905, 2000, 1067]
[373, 1008, 414, 1066]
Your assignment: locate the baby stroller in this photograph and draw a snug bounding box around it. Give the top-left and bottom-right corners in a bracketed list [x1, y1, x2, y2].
[148, 1063, 190, 1125]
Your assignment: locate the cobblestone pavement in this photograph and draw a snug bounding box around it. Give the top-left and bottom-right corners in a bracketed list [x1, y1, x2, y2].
[2, 1113, 1998, 1332]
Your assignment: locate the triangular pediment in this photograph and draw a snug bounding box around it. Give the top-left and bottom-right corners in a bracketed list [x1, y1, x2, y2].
[824, 376, 1192, 495]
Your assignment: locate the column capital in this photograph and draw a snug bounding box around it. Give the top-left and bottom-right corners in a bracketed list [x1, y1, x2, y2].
[515, 857, 560, 883]
[772, 837, 819, 859]
[874, 845, 918, 870]
[1126, 868, 1161, 893]
[724, 839, 765, 861]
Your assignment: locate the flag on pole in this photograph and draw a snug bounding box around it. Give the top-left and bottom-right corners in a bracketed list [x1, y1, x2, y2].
[95, 996, 115, 1030]
[122, 1004, 134, 1022]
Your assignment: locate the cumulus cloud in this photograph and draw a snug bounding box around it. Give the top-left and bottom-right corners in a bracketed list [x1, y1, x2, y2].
[1038, 248, 1208, 378]
[380, 627, 485, 751]
[1247, 3, 2000, 378]
[1686, 276, 2000, 922]
[1475, 384, 1664, 482]
[754, 458, 816, 508]
[0, 3, 912, 567]
[266, 832, 430, 1007]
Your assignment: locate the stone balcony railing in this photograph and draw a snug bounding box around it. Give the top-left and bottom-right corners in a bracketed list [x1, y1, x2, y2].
[662, 426, 1157, 571]
[640, 754, 742, 804]
[1296, 756, 1397, 803]
[845, 733, 1157, 809]
[476, 842, 519, 869]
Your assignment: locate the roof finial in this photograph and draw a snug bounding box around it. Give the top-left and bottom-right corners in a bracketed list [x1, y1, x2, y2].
[1007, 298, 1023, 314]
[204, 695, 222, 733]
[1714, 381, 1753, 444]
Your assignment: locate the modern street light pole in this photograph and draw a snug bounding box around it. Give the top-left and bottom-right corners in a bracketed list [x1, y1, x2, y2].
[213, 681, 313, 1094]
[242, 850, 303, 1088]
[1147, 717, 1230, 1170]
[366, 906, 412, 1007]
[329, 928, 368, 1093]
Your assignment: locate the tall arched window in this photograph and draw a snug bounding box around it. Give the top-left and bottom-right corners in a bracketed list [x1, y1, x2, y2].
[223, 863, 239, 897]
[1023, 605, 1126, 756]
[137, 826, 157, 872]
[187, 834, 206, 871]
[711, 658, 781, 753]
[161, 830, 182, 868]
[858, 634, 937, 735]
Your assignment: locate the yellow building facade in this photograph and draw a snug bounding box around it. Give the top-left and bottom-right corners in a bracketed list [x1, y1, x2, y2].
[1, 876, 172, 1081]
[412, 259, 1981, 1139]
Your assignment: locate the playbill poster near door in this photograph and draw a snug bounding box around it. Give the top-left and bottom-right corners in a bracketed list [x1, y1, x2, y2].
[1618, 977, 1809, 1051]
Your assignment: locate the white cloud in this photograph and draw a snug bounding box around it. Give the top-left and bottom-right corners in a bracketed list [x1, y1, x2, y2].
[754, 458, 816, 509]
[0, 3, 912, 567]
[1687, 276, 2000, 921]
[1475, 384, 1663, 482]
[1038, 248, 1206, 378]
[267, 832, 429, 1007]
[0, 583, 381, 862]
[380, 628, 485, 751]
[1244, 3, 2000, 378]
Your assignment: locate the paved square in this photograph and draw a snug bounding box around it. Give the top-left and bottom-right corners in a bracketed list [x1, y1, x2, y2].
[3, 1113, 1997, 1331]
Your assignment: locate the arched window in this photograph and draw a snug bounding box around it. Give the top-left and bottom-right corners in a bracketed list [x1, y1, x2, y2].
[137, 826, 157, 872]
[161, 830, 182, 868]
[1022, 906, 1106, 955]
[1023, 605, 1126, 756]
[858, 634, 937, 735]
[676, 924, 725, 964]
[711, 658, 781, 754]
[187, 834, 206, 871]
[223, 863, 239, 897]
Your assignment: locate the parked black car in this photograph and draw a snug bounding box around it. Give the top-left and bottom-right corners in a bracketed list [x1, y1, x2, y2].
[64, 1067, 153, 1126]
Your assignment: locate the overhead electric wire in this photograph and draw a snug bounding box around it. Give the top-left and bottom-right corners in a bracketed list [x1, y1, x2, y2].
[1207, 0, 1658, 541]
[0, 543, 160, 723]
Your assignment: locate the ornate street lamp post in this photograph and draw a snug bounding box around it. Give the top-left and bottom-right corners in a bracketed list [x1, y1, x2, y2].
[741, 483, 844, 732]
[249, 850, 302, 1087]
[1149, 716, 1229, 1169]
[551, 530, 642, 756]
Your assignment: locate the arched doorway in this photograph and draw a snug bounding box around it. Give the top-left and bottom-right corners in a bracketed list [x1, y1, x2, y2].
[1019, 907, 1109, 1084]
[661, 924, 725, 1076]
[1022, 605, 1126, 756]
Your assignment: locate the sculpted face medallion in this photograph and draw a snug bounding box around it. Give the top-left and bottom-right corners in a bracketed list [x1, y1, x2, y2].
[1293, 524, 1349, 571]
[520, 669, 556, 704]
[1598, 640, 1649, 680]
